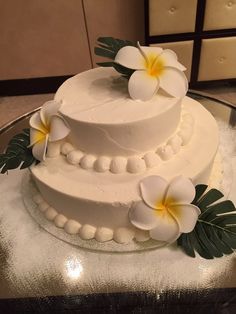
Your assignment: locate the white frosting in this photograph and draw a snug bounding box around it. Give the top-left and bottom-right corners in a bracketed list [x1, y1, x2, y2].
[94, 156, 111, 172]
[32, 194, 142, 244]
[64, 220, 81, 235]
[79, 225, 96, 240]
[134, 229, 151, 242]
[60, 111, 194, 174]
[44, 207, 57, 221]
[67, 150, 83, 165]
[80, 154, 96, 169]
[61, 142, 74, 155]
[46, 142, 61, 158]
[31, 97, 219, 237]
[55, 67, 181, 156]
[54, 214, 67, 228]
[38, 201, 49, 212]
[110, 157, 127, 174]
[95, 227, 113, 242]
[113, 227, 135, 244]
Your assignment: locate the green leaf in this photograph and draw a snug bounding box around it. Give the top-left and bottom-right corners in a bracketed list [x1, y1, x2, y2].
[0, 128, 37, 174]
[192, 184, 208, 204]
[178, 186, 236, 259]
[94, 37, 136, 79]
[20, 156, 35, 169]
[177, 233, 195, 257]
[94, 47, 115, 59]
[200, 200, 235, 220]
[96, 62, 115, 67]
[195, 188, 224, 210]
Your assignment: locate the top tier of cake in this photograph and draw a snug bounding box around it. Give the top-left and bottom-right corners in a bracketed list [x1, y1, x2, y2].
[55, 67, 181, 157]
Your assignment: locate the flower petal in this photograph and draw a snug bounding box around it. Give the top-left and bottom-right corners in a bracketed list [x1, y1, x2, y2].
[29, 112, 47, 133]
[49, 115, 70, 142]
[40, 100, 61, 127]
[140, 176, 168, 209]
[165, 176, 196, 205]
[159, 49, 186, 71]
[128, 70, 159, 101]
[115, 46, 145, 70]
[129, 201, 158, 230]
[30, 128, 46, 146]
[149, 210, 180, 243]
[32, 134, 49, 161]
[159, 67, 188, 97]
[140, 46, 163, 58]
[168, 204, 200, 233]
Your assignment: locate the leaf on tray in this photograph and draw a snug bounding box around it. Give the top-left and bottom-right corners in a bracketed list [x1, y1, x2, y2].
[0, 128, 38, 174]
[178, 184, 236, 259]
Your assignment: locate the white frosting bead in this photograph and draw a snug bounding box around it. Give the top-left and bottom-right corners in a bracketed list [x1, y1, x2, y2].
[38, 201, 49, 212]
[94, 156, 111, 172]
[61, 142, 74, 155]
[54, 214, 67, 228]
[178, 126, 193, 145]
[113, 227, 135, 244]
[134, 229, 150, 242]
[79, 224, 96, 239]
[67, 150, 83, 165]
[64, 220, 81, 235]
[80, 155, 96, 169]
[182, 113, 194, 125]
[143, 152, 160, 168]
[181, 121, 191, 129]
[44, 207, 58, 221]
[47, 141, 61, 157]
[110, 157, 127, 173]
[157, 145, 174, 160]
[127, 157, 146, 173]
[95, 227, 113, 242]
[167, 135, 182, 154]
[33, 194, 43, 204]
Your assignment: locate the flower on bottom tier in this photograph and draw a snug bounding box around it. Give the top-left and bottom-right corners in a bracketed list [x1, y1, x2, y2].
[129, 175, 200, 243]
[29, 100, 70, 161]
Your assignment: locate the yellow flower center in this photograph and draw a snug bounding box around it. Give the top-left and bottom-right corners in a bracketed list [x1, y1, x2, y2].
[154, 197, 181, 219]
[35, 130, 46, 143]
[145, 54, 164, 77]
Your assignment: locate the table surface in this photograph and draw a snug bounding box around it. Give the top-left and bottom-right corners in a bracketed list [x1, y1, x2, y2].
[0, 91, 236, 313]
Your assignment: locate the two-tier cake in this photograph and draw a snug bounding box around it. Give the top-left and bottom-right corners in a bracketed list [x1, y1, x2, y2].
[30, 64, 218, 244]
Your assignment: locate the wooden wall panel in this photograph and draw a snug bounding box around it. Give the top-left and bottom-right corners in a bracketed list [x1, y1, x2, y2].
[83, 0, 145, 67]
[0, 0, 92, 80]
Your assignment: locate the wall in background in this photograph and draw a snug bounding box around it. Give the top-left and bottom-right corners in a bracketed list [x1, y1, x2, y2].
[0, 0, 144, 81]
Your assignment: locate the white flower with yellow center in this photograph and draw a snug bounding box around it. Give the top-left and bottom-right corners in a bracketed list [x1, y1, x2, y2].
[115, 43, 188, 101]
[129, 176, 200, 243]
[29, 100, 70, 161]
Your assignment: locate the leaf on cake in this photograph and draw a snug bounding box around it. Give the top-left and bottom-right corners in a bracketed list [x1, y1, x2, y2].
[95, 37, 136, 79]
[177, 184, 236, 259]
[0, 128, 37, 174]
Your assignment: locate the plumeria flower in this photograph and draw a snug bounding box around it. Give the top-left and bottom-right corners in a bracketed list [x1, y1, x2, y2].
[129, 175, 200, 243]
[115, 43, 188, 101]
[29, 100, 70, 161]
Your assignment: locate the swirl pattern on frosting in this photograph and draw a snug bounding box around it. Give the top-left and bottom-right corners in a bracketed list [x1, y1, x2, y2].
[56, 113, 194, 174]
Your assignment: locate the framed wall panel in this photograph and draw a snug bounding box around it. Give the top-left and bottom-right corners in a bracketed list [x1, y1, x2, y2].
[145, 0, 236, 88]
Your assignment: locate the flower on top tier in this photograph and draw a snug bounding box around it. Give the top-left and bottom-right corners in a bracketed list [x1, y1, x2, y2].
[129, 176, 200, 243]
[29, 100, 70, 161]
[115, 43, 188, 101]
